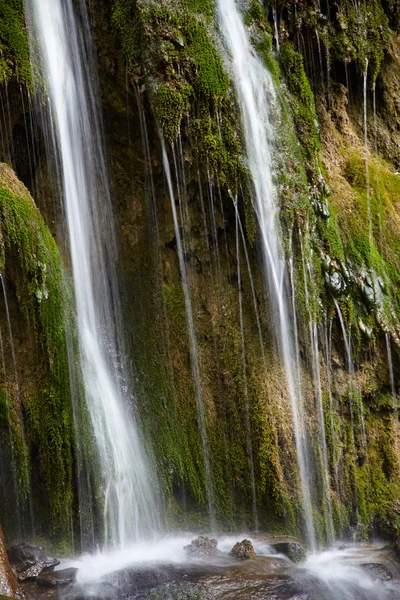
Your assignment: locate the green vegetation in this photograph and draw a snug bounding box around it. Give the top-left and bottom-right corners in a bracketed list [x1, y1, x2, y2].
[0, 0, 31, 85]
[0, 168, 73, 537]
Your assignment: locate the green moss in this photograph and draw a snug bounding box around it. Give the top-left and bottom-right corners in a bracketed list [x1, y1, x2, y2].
[185, 18, 229, 98]
[0, 182, 73, 536]
[280, 43, 320, 173]
[156, 83, 192, 141]
[0, 0, 31, 86]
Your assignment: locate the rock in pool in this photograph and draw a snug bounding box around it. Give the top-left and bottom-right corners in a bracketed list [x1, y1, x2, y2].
[184, 536, 218, 557]
[229, 539, 256, 560]
[271, 542, 306, 563]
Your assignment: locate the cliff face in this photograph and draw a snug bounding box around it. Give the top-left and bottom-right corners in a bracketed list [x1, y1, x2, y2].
[1, 0, 400, 548]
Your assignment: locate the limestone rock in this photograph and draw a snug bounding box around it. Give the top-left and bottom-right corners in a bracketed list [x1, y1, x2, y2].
[360, 563, 392, 581]
[0, 526, 16, 597]
[229, 539, 256, 560]
[184, 536, 218, 557]
[7, 543, 59, 582]
[271, 542, 306, 563]
[35, 568, 78, 588]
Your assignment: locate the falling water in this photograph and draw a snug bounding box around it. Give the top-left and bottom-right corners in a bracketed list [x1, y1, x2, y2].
[24, 0, 158, 547]
[385, 333, 398, 419]
[161, 138, 216, 529]
[218, 0, 316, 548]
[0, 290, 20, 533]
[0, 274, 32, 534]
[235, 205, 258, 530]
[323, 316, 341, 501]
[299, 236, 334, 543]
[363, 62, 373, 243]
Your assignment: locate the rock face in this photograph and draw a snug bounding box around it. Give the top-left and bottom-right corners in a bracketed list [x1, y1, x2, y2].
[360, 563, 392, 581]
[35, 568, 78, 588]
[7, 543, 59, 582]
[184, 536, 218, 557]
[271, 542, 306, 563]
[229, 540, 256, 560]
[0, 526, 16, 597]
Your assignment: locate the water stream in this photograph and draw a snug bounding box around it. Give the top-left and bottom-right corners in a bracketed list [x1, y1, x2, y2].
[161, 138, 216, 529]
[217, 0, 316, 548]
[24, 0, 158, 547]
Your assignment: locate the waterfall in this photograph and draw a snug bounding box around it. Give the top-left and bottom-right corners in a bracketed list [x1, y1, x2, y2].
[217, 0, 316, 547]
[24, 0, 158, 547]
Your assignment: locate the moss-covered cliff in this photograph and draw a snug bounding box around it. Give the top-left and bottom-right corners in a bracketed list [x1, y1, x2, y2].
[1, 0, 400, 549]
[0, 164, 74, 543]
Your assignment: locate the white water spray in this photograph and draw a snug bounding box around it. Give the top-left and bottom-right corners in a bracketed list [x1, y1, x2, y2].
[24, 0, 158, 547]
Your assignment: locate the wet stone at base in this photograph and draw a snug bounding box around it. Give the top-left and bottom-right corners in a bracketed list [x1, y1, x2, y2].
[229, 540, 256, 560]
[184, 537, 218, 557]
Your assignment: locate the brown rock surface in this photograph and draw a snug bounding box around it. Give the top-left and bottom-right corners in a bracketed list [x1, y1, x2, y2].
[0, 526, 16, 598]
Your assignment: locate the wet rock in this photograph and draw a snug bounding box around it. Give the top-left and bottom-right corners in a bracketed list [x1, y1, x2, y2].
[0, 526, 17, 597]
[312, 200, 330, 219]
[361, 284, 376, 308]
[271, 542, 306, 563]
[229, 539, 256, 560]
[184, 537, 218, 557]
[7, 543, 59, 582]
[361, 563, 392, 581]
[340, 261, 351, 283]
[321, 255, 331, 273]
[359, 320, 373, 339]
[377, 276, 388, 294]
[325, 271, 346, 296]
[35, 568, 78, 588]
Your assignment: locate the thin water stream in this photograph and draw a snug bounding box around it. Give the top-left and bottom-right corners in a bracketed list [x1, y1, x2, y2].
[161, 138, 216, 529]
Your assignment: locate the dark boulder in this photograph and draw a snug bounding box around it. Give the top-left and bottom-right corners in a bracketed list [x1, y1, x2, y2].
[184, 536, 218, 557]
[7, 542, 59, 581]
[229, 540, 256, 560]
[360, 563, 392, 581]
[271, 542, 306, 563]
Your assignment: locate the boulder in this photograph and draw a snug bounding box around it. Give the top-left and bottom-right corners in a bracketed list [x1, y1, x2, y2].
[229, 539, 256, 560]
[360, 563, 392, 581]
[184, 536, 218, 557]
[0, 526, 16, 597]
[35, 567, 78, 588]
[271, 542, 306, 563]
[7, 542, 59, 582]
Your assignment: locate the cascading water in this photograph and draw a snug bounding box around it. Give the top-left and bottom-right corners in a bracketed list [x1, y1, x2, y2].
[299, 235, 334, 543]
[217, 0, 315, 548]
[24, 0, 158, 547]
[161, 138, 216, 529]
[235, 204, 258, 530]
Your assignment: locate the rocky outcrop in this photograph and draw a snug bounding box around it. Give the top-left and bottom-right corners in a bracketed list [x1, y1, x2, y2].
[271, 542, 306, 564]
[35, 568, 78, 588]
[229, 540, 256, 560]
[7, 543, 59, 582]
[0, 526, 16, 598]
